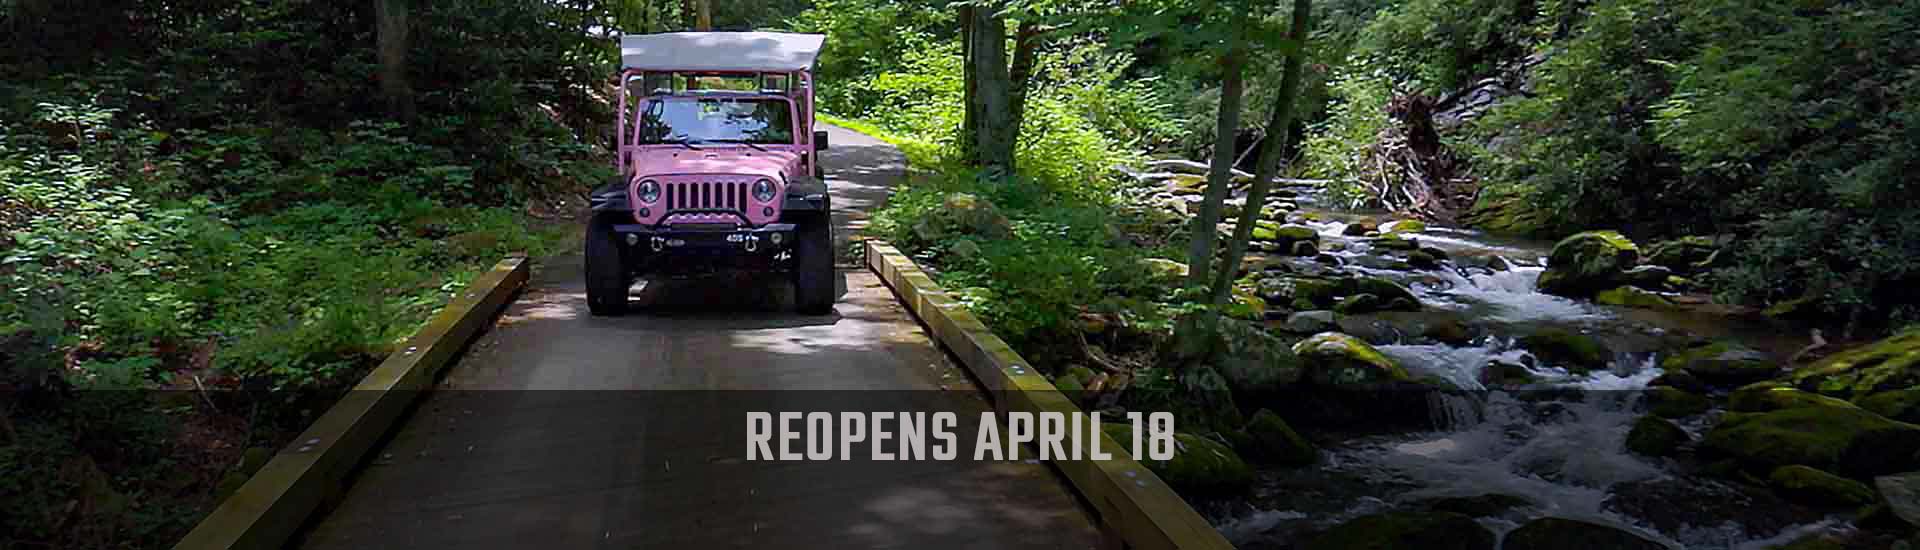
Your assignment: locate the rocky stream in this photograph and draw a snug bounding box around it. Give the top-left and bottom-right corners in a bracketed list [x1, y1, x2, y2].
[1082, 162, 1920, 550]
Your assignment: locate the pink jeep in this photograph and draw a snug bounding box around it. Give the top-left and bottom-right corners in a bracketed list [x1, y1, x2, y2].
[587, 32, 834, 315]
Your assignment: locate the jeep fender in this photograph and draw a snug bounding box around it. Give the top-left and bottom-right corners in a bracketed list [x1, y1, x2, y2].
[589, 177, 632, 212]
[782, 175, 829, 212]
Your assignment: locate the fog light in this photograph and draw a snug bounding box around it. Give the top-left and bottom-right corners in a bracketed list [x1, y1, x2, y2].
[638, 207, 650, 218]
[769, 232, 783, 245]
[625, 234, 639, 246]
[763, 206, 774, 217]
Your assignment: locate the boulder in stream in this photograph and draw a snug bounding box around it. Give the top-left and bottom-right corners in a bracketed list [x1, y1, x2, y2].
[1790, 328, 1920, 396]
[1536, 230, 1640, 297]
[1876, 471, 1920, 527]
[1501, 518, 1667, 550]
[1595, 285, 1678, 310]
[1216, 320, 1307, 393]
[1768, 465, 1877, 507]
[1645, 235, 1718, 274]
[1702, 405, 1920, 477]
[1857, 389, 1920, 423]
[1282, 310, 1339, 334]
[1302, 511, 1495, 550]
[1646, 387, 1712, 418]
[1243, 408, 1316, 466]
[1520, 328, 1610, 373]
[1728, 383, 1859, 413]
[1625, 415, 1689, 457]
[1101, 423, 1252, 495]
[1661, 340, 1779, 386]
[1292, 332, 1411, 386]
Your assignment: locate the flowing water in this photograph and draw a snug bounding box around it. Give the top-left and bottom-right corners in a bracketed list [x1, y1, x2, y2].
[1211, 207, 1845, 548]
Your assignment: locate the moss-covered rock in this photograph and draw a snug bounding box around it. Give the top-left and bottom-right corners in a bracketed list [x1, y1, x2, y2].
[1876, 471, 1920, 527]
[1101, 424, 1252, 495]
[1482, 360, 1538, 386]
[1216, 321, 1307, 393]
[1646, 386, 1712, 418]
[1292, 332, 1412, 386]
[1244, 409, 1316, 466]
[1649, 370, 1708, 393]
[1596, 286, 1678, 310]
[1502, 518, 1666, 550]
[1729, 383, 1859, 413]
[1381, 219, 1427, 235]
[1618, 265, 1676, 290]
[924, 193, 1014, 239]
[1138, 258, 1189, 286]
[1626, 415, 1689, 457]
[1280, 277, 1351, 310]
[1408, 250, 1441, 270]
[1303, 511, 1495, 550]
[1703, 405, 1920, 477]
[1422, 319, 1473, 345]
[1768, 465, 1877, 507]
[1537, 230, 1640, 297]
[1415, 493, 1533, 518]
[1857, 389, 1920, 423]
[1335, 293, 1384, 315]
[1662, 341, 1779, 386]
[1521, 329, 1610, 373]
[1645, 235, 1718, 274]
[1371, 234, 1421, 250]
[1343, 219, 1379, 236]
[1791, 329, 1920, 396]
[1354, 276, 1421, 311]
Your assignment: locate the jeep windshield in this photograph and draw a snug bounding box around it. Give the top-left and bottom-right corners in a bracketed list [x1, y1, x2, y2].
[636, 97, 794, 146]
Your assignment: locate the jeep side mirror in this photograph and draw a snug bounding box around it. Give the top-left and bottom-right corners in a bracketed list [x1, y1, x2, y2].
[814, 130, 829, 151]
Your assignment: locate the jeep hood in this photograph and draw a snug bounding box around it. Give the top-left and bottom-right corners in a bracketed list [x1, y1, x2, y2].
[630, 148, 801, 182]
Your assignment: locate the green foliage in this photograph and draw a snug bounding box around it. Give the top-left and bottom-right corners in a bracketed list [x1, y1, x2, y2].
[1300, 57, 1397, 202]
[1357, 0, 1544, 91]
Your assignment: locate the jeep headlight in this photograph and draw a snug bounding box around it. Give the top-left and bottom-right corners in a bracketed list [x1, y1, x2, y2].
[637, 180, 660, 203]
[753, 179, 776, 202]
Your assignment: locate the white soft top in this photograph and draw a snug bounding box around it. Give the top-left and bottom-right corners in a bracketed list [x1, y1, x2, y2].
[621, 32, 826, 73]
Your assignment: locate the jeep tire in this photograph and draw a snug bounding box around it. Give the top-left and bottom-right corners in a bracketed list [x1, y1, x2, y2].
[792, 216, 834, 315]
[584, 212, 630, 316]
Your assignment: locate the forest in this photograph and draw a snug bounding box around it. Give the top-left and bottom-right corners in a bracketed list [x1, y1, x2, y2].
[3, 0, 1919, 548]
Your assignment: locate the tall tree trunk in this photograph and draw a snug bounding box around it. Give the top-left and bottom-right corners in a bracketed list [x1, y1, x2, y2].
[374, 0, 413, 122]
[1182, 8, 1249, 289]
[1006, 21, 1042, 144]
[1209, 0, 1314, 308]
[960, 3, 978, 166]
[1171, 3, 1250, 362]
[680, 0, 696, 30]
[965, 3, 1015, 177]
[695, 0, 712, 30]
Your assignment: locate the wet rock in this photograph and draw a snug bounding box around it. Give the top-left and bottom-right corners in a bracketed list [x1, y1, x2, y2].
[1625, 415, 1688, 457]
[1645, 235, 1718, 274]
[1138, 258, 1189, 286]
[1728, 383, 1859, 413]
[1370, 234, 1421, 251]
[1764, 535, 1851, 550]
[1595, 286, 1678, 310]
[1283, 311, 1340, 334]
[1646, 386, 1712, 418]
[1302, 511, 1495, 550]
[1102, 424, 1251, 495]
[1858, 389, 1920, 423]
[1537, 230, 1640, 297]
[1769, 465, 1877, 507]
[1482, 359, 1538, 386]
[1244, 409, 1316, 466]
[1343, 219, 1378, 236]
[1520, 328, 1610, 373]
[1702, 405, 1920, 477]
[1421, 319, 1473, 345]
[1407, 250, 1441, 270]
[1315, 253, 1343, 266]
[1607, 477, 1815, 539]
[1877, 471, 1920, 527]
[1791, 328, 1920, 396]
[1217, 320, 1307, 393]
[1649, 370, 1708, 394]
[1354, 277, 1421, 311]
[1380, 219, 1427, 235]
[1292, 332, 1411, 386]
[947, 239, 983, 260]
[1414, 493, 1533, 518]
[1662, 341, 1779, 386]
[1501, 518, 1666, 550]
[1290, 240, 1319, 257]
[1334, 293, 1383, 315]
[1618, 265, 1675, 290]
[1230, 286, 1267, 320]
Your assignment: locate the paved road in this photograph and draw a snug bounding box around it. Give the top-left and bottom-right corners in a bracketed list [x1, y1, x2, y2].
[296, 125, 1102, 549]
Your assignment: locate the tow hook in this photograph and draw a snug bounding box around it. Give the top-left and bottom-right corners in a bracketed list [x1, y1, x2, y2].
[743, 234, 760, 252]
[651, 236, 666, 252]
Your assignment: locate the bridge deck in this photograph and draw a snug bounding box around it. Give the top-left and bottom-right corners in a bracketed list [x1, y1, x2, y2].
[294, 126, 1102, 550]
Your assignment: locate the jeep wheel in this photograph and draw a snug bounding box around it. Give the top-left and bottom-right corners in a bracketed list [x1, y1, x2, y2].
[792, 217, 834, 315]
[584, 213, 630, 316]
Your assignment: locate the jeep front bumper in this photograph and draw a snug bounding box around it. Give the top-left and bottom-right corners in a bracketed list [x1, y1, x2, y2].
[611, 223, 797, 256]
